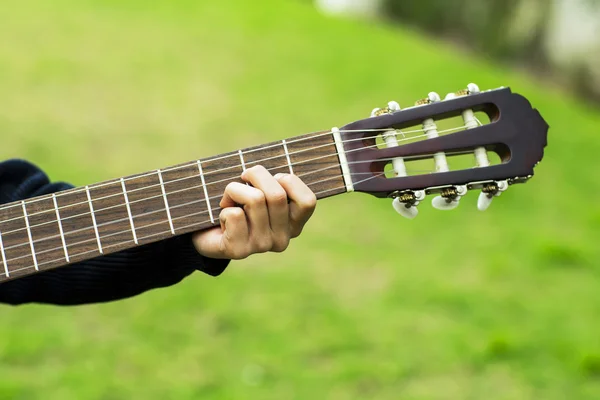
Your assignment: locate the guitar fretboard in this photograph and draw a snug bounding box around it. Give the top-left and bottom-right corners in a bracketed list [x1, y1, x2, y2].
[0, 130, 345, 282]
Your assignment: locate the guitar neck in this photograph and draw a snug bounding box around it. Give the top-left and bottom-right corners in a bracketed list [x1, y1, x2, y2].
[0, 130, 346, 283]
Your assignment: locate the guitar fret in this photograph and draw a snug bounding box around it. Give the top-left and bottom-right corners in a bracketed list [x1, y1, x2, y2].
[0, 231, 8, 277]
[86, 185, 103, 254]
[120, 178, 138, 245]
[21, 201, 38, 271]
[52, 194, 70, 262]
[197, 161, 214, 224]
[239, 149, 250, 186]
[282, 139, 294, 174]
[286, 131, 345, 199]
[157, 169, 175, 234]
[238, 149, 247, 172]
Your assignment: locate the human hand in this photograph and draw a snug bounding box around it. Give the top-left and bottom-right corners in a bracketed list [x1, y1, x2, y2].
[191, 166, 317, 259]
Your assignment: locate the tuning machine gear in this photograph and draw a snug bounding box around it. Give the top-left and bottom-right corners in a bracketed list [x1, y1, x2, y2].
[371, 100, 401, 117]
[442, 82, 510, 211]
[415, 92, 441, 106]
[417, 91, 464, 210]
[371, 101, 424, 219]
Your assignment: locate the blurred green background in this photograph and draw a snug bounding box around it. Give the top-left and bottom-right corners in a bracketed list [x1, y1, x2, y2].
[1, 0, 600, 399]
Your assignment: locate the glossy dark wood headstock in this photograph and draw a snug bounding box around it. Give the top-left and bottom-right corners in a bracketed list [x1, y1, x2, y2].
[340, 87, 548, 198]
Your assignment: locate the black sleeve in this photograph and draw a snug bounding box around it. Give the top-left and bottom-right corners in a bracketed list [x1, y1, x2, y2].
[0, 159, 229, 306]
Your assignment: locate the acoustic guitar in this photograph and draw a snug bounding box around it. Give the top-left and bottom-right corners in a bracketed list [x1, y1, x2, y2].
[0, 84, 548, 282]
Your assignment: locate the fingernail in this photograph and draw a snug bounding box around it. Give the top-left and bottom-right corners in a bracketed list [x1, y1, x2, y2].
[274, 173, 285, 179]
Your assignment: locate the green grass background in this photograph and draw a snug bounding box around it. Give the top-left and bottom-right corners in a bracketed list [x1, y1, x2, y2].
[1, 0, 600, 398]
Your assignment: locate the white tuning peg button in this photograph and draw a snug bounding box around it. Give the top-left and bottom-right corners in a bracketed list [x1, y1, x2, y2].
[444, 92, 457, 100]
[477, 192, 494, 211]
[392, 198, 419, 219]
[477, 180, 508, 211]
[432, 196, 460, 210]
[392, 190, 424, 219]
[387, 101, 401, 111]
[467, 83, 480, 94]
[431, 185, 467, 211]
[428, 92, 441, 102]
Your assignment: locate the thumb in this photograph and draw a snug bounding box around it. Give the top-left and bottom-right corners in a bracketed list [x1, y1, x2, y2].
[191, 226, 226, 259]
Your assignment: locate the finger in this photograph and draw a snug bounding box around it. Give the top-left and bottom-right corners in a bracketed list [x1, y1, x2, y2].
[242, 166, 289, 242]
[220, 181, 271, 251]
[275, 173, 317, 238]
[191, 227, 225, 259]
[192, 207, 250, 259]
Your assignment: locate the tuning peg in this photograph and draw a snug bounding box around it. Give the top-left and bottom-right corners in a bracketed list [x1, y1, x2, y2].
[445, 83, 481, 100]
[387, 101, 401, 112]
[392, 190, 424, 219]
[467, 83, 480, 94]
[415, 92, 441, 106]
[477, 193, 494, 211]
[443, 81, 498, 212]
[444, 92, 457, 100]
[371, 101, 401, 117]
[370, 101, 420, 220]
[477, 181, 508, 211]
[432, 196, 460, 210]
[432, 185, 467, 211]
[450, 83, 481, 97]
[393, 198, 419, 219]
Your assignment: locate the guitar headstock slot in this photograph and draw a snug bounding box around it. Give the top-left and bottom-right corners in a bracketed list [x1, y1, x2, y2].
[379, 150, 503, 179]
[371, 110, 493, 151]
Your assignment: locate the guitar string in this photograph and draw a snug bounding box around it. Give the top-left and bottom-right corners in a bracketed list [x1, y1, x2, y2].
[1, 145, 488, 261]
[5, 110, 489, 217]
[1, 171, 383, 262]
[1, 117, 489, 274]
[1, 139, 489, 263]
[0, 127, 397, 215]
[0, 146, 478, 256]
[0, 124, 456, 219]
[0, 137, 477, 242]
[0, 171, 387, 277]
[0, 123, 474, 228]
[1, 133, 488, 274]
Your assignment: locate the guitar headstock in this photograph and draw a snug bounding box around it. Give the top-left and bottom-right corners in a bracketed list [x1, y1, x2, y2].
[336, 84, 548, 218]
